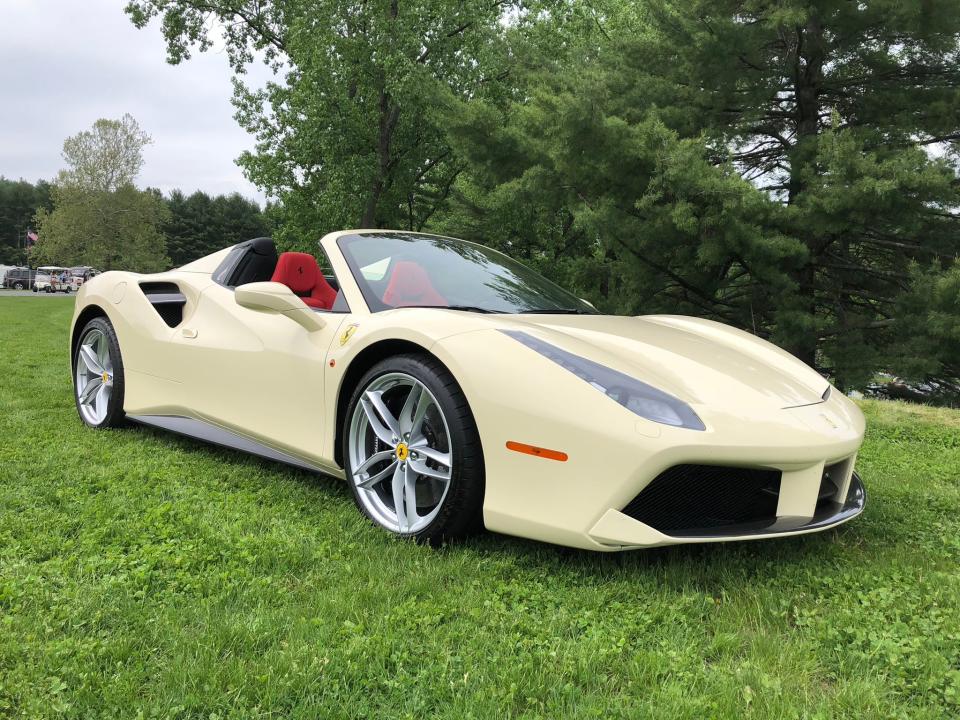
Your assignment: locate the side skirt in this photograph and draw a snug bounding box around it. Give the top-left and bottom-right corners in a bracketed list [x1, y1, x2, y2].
[128, 414, 326, 474]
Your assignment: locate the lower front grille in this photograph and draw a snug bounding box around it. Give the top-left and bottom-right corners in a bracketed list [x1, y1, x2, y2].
[621, 464, 781, 536]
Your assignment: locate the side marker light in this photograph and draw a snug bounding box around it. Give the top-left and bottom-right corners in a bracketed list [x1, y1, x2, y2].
[506, 441, 568, 462]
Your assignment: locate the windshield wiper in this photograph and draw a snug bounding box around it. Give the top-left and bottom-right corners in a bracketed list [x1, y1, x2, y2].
[394, 304, 497, 313]
[516, 308, 591, 315]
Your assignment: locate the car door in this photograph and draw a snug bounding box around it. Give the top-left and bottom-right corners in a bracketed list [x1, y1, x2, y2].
[166, 281, 348, 466]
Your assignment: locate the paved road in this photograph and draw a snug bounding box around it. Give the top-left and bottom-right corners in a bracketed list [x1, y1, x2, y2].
[0, 289, 75, 298]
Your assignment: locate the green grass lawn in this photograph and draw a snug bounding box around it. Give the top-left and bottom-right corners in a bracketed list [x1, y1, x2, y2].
[1, 297, 958, 719]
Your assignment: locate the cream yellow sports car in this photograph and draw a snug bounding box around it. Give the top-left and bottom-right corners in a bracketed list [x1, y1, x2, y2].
[70, 230, 866, 550]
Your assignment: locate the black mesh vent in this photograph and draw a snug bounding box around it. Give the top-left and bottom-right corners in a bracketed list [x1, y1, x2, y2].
[622, 465, 781, 535]
[816, 464, 843, 511]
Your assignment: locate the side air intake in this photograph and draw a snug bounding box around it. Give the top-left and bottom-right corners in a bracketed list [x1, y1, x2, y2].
[139, 282, 186, 328]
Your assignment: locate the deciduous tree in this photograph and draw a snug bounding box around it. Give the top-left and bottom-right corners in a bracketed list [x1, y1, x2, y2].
[59, 114, 152, 192]
[33, 117, 169, 272]
[126, 0, 514, 246]
[34, 184, 169, 272]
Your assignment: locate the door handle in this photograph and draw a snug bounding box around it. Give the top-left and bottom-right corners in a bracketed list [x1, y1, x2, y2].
[181, 327, 198, 339]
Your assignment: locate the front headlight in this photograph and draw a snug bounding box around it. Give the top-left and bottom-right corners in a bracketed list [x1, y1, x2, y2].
[501, 330, 705, 431]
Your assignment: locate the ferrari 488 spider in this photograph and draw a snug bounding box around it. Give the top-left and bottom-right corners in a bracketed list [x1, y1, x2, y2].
[70, 230, 865, 550]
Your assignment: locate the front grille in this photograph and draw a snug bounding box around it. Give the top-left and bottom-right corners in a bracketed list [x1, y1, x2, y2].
[621, 464, 781, 536]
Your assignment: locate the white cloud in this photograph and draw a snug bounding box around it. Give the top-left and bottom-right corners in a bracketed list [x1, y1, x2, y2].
[0, 0, 272, 203]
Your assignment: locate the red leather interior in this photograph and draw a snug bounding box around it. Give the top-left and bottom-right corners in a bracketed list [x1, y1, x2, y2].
[270, 252, 337, 309]
[382, 261, 447, 307]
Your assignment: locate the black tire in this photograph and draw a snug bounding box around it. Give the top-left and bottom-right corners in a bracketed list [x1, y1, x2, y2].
[72, 316, 126, 429]
[16, 282, 26, 290]
[343, 353, 485, 544]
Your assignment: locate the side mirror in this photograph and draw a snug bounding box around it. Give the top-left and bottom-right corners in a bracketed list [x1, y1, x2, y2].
[580, 298, 597, 310]
[235, 282, 326, 332]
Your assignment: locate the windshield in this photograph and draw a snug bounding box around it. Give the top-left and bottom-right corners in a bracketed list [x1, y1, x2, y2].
[336, 232, 597, 314]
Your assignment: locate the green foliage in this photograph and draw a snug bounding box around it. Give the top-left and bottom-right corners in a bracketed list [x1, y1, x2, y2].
[2, 298, 960, 717]
[889, 264, 960, 381]
[34, 185, 170, 272]
[163, 190, 270, 266]
[0, 178, 52, 265]
[32, 116, 169, 272]
[437, 0, 960, 386]
[59, 114, 152, 193]
[125, 1, 960, 387]
[126, 0, 515, 244]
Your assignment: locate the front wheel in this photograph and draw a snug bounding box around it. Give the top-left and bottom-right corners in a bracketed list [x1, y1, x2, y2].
[73, 317, 126, 428]
[343, 354, 484, 544]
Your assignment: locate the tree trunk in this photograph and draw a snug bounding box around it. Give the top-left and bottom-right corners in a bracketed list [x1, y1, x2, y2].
[360, 0, 400, 228]
[360, 89, 398, 227]
[786, 13, 826, 367]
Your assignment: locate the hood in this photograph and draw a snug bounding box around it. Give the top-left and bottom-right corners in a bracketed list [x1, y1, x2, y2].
[494, 313, 829, 411]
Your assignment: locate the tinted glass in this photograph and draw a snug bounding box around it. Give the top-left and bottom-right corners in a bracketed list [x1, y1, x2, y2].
[336, 232, 596, 314]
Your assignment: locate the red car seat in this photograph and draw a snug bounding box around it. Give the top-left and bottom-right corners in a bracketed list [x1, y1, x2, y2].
[382, 261, 447, 307]
[270, 252, 337, 309]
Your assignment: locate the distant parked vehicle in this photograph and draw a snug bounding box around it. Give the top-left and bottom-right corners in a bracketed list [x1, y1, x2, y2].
[32, 273, 52, 292]
[34, 266, 78, 293]
[3, 267, 36, 290]
[69, 266, 100, 284]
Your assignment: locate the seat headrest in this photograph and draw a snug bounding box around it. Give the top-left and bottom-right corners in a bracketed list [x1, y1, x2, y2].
[382, 260, 447, 306]
[272, 252, 321, 294]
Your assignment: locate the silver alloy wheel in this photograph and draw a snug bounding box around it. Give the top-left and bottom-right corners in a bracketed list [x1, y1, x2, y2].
[75, 328, 114, 425]
[348, 372, 453, 535]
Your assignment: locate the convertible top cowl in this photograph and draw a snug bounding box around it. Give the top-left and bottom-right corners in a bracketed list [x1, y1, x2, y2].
[177, 246, 234, 274]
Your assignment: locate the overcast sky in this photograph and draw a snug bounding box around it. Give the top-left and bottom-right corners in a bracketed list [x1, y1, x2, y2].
[0, 0, 269, 203]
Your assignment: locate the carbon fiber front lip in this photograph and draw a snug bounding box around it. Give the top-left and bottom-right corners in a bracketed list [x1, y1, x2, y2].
[669, 472, 866, 538]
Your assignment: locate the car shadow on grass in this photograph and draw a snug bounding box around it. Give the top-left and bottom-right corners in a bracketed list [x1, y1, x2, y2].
[129, 423, 353, 500]
[129, 422, 875, 591]
[451, 517, 874, 595]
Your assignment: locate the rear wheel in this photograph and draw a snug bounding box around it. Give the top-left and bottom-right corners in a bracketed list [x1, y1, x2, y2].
[343, 354, 484, 543]
[73, 317, 126, 428]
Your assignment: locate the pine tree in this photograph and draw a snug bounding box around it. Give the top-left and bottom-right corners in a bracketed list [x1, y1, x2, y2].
[440, 0, 960, 387]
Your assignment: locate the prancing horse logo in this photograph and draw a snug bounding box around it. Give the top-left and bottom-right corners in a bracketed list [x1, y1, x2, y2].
[339, 324, 359, 346]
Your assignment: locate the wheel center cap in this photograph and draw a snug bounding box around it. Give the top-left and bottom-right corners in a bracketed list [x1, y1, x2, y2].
[395, 442, 409, 462]
[101, 371, 110, 384]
